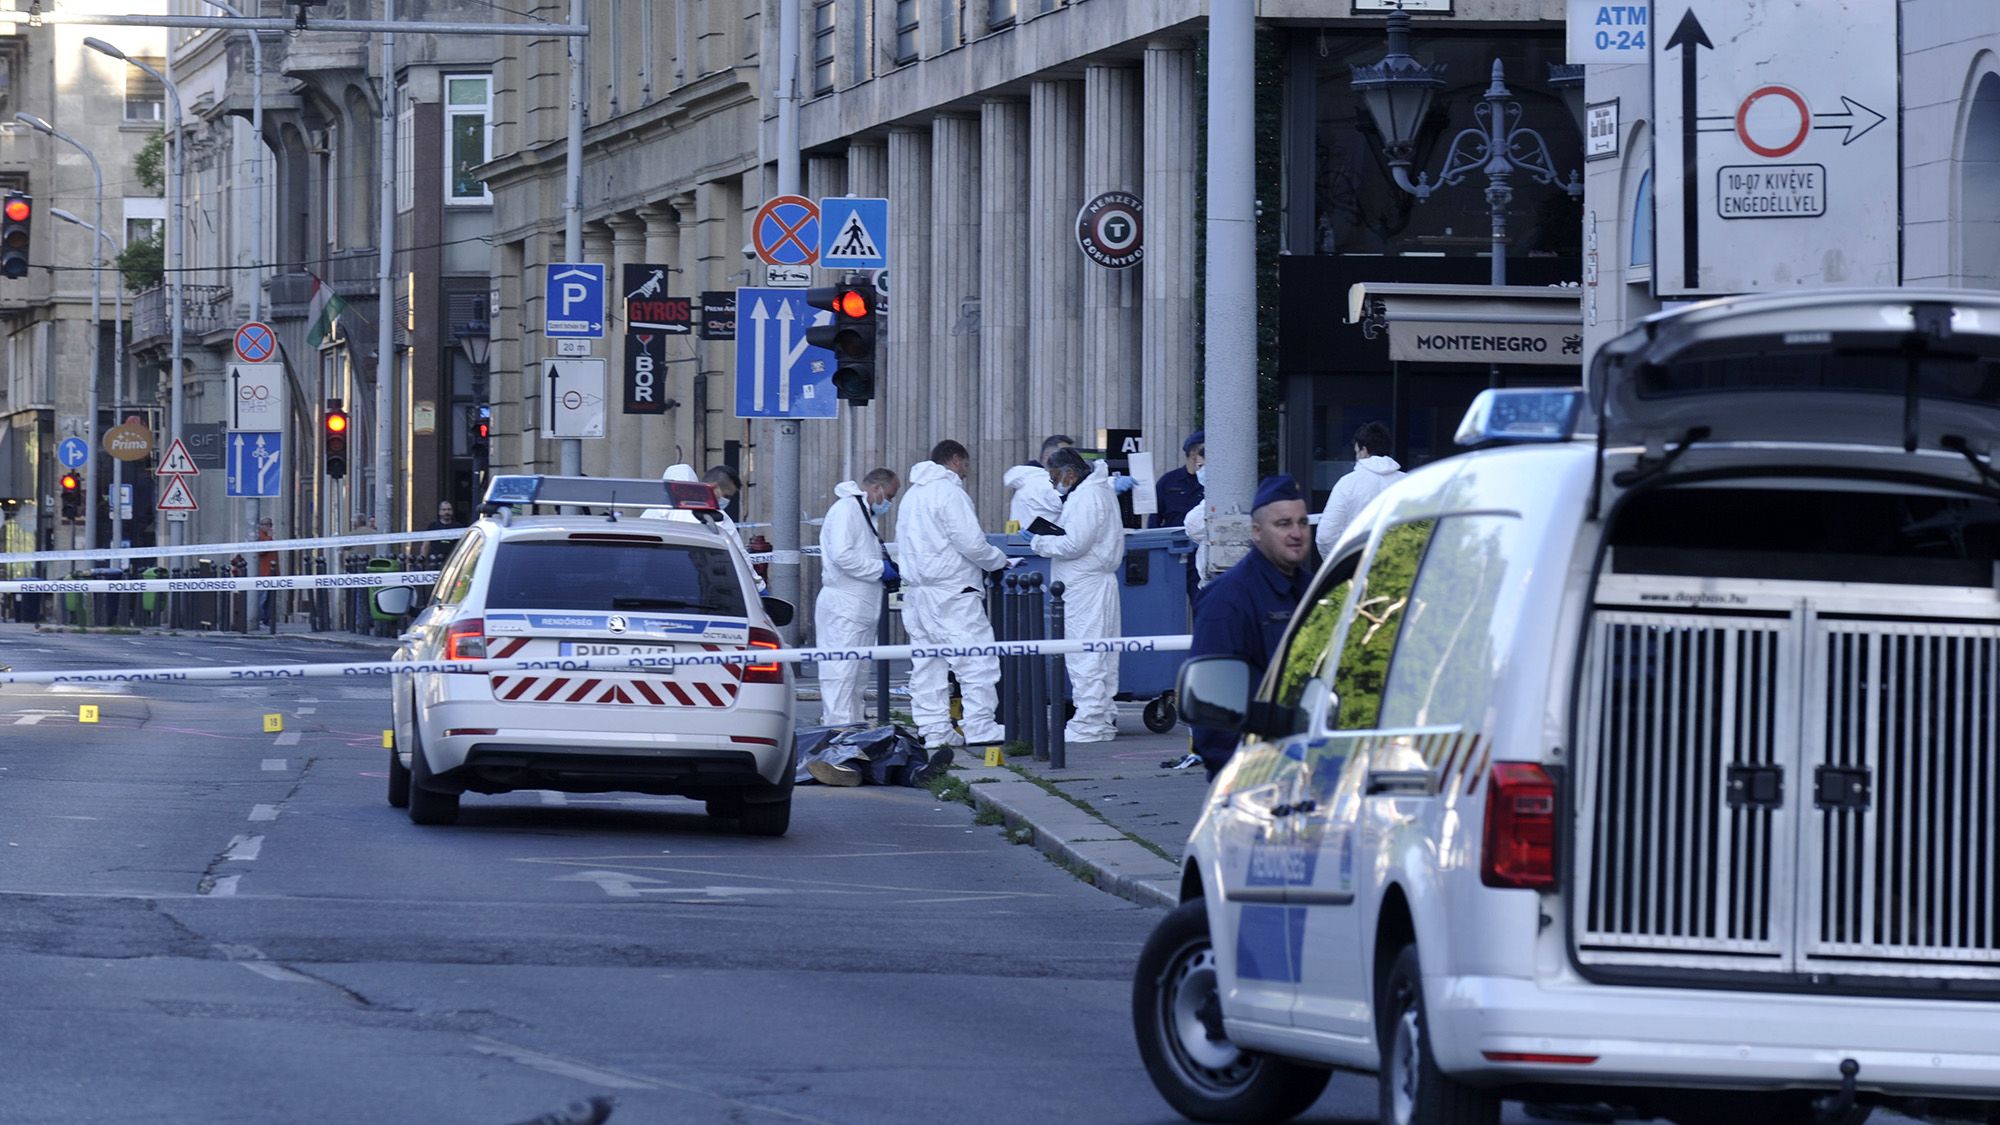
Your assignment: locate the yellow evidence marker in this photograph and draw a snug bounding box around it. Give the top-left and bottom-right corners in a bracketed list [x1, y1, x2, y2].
[381, 730, 394, 749]
[263, 713, 284, 733]
[78, 705, 99, 723]
[983, 744, 1004, 768]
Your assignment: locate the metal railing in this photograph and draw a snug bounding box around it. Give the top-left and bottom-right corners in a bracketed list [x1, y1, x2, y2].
[128, 284, 233, 350]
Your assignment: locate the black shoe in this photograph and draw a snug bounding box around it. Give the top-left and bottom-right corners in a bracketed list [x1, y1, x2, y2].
[906, 747, 955, 786]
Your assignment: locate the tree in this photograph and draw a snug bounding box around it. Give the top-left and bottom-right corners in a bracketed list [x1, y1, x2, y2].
[118, 229, 162, 292]
[133, 128, 165, 194]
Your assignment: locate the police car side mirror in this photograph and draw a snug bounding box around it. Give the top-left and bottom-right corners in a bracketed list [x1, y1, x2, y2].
[1176, 657, 1252, 730]
[372, 585, 415, 617]
[760, 595, 795, 628]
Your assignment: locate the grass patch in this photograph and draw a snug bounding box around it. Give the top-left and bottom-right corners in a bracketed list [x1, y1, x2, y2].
[924, 772, 973, 806]
[1003, 741, 1034, 758]
[1005, 825, 1035, 846]
[1000, 764, 1177, 864]
[973, 804, 1006, 827]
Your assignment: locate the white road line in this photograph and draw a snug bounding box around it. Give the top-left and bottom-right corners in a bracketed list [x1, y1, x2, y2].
[223, 835, 264, 861]
[207, 875, 242, 897]
[468, 1039, 662, 1091]
[273, 730, 301, 746]
[261, 758, 286, 771]
[299, 697, 320, 704]
[11, 714, 45, 726]
[538, 790, 568, 806]
[238, 961, 316, 984]
[248, 804, 279, 822]
[295, 707, 317, 715]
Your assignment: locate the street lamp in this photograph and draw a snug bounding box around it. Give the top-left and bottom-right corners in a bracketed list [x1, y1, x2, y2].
[50, 208, 125, 550]
[16, 112, 104, 558]
[85, 36, 186, 547]
[1351, 9, 1581, 286]
[454, 318, 491, 369]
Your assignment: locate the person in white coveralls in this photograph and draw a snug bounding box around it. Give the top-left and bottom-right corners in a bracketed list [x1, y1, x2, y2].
[813, 468, 900, 727]
[1029, 447, 1125, 744]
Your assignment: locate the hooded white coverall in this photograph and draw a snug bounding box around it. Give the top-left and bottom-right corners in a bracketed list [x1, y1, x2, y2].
[1003, 464, 1064, 529]
[1314, 455, 1405, 558]
[1030, 461, 1123, 743]
[814, 481, 886, 726]
[898, 459, 1010, 746]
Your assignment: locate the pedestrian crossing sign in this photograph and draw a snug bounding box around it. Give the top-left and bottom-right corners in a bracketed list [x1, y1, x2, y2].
[818, 197, 889, 270]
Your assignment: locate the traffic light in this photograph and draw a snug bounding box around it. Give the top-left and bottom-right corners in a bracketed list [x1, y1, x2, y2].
[1, 194, 31, 280]
[805, 282, 878, 404]
[323, 401, 349, 479]
[59, 471, 80, 521]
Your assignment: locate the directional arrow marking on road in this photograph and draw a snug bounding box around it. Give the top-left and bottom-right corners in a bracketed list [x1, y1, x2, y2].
[551, 870, 797, 899]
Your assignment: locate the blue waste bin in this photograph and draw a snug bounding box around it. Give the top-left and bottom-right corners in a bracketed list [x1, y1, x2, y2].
[991, 526, 1193, 733]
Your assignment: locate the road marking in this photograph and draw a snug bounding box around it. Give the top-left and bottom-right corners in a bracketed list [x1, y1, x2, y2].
[11, 714, 47, 726]
[43, 684, 129, 695]
[207, 875, 242, 896]
[538, 790, 568, 806]
[551, 870, 799, 899]
[468, 1037, 830, 1121]
[223, 835, 264, 861]
[238, 961, 316, 984]
[248, 804, 279, 822]
[261, 758, 286, 771]
[295, 707, 317, 715]
[273, 730, 301, 746]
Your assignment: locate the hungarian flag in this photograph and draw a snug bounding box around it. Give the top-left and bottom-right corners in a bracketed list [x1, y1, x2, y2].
[305, 269, 347, 346]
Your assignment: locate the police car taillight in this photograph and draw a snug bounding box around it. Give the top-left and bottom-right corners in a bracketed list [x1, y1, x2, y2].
[742, 627, 783, 683]
[664, 480, 720, 511]
[1481, 762, 1557, 889]
[445, 618, 488, 660]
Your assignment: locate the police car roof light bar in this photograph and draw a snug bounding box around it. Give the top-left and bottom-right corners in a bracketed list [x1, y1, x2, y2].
[480, 474, 721, 514]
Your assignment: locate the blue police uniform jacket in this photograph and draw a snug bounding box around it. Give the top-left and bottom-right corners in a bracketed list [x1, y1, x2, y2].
[1188, 547, 1309, 768]
[1151, 466, 1202, 529]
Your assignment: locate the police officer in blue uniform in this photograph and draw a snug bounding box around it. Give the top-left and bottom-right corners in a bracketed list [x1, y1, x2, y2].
[1151, 431, 1205, 608]
[1187, 474, 1313, 778]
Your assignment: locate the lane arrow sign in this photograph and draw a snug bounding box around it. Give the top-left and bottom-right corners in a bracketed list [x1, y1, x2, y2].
[1666, 8, 1713, 292]
[749, 299, 771, 412]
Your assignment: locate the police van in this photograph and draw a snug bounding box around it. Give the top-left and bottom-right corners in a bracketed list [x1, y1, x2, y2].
[1139, 290, 2000, 1124]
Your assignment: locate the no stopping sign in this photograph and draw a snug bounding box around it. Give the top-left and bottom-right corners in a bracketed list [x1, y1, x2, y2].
[1075, 191, 1144, 269]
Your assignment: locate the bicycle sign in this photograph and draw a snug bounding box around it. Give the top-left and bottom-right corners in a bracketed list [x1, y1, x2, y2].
[228, 362, 288, 432]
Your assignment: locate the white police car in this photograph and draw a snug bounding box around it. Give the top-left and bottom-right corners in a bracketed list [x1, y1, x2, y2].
[386, 475, 797, 834]
[1139, 290, 2000, 1123]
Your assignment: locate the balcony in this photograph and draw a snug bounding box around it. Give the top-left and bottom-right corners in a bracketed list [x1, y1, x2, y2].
[128, 284, 233, 352]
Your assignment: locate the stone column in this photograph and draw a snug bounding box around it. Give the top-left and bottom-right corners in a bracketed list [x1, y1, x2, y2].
[1028, 78, 1085, 447]
[639, 201, 683, 479]
[1083, 63, 1143, 444]
[1143, 40, 1198, 461]
[885, 126, 932, 481]
[979, 98, 1030, 525]
[607, 211, 648, 479]
[930, 113, 984, 515]
[843, 139, 889, 479]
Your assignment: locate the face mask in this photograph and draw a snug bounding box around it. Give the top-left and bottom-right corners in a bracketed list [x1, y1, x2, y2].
[1195, 467, 1208, 487]
[870, 499, 891, 516]
[1054, 480, 1072, 497]
[717, 496, 731, 512]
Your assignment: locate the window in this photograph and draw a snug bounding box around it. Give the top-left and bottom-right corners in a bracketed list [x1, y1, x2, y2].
[811, 0, 836, 95]
[1332, 519, 1436, 730]
[1629, 169, 1653, 271]
[1272, 560, 1356, 711]
[894, 0, 919, 64]
[444, 75, 493, 204]
[396, 93, 414, 213]
[432, 531, 486, 605]
[988, 0, 1017, 29]
[1376, 516, 1528, 731]
[484, 540, 748, 615]
[0, 44, 18, 120]
[124, 57, 166, 122]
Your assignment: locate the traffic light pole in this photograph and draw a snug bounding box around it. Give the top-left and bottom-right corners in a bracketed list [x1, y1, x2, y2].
[769, 0, 803, 642]
[1202, 0, 1258, 577]
[373, 0, 395, 540]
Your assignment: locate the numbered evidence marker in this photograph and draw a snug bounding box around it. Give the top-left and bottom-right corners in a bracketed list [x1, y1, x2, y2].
[79, 705, 99, 724]
[983, 744, 1005, 767]
[382, 730, 394, 749]
[263, 713, 284, 733]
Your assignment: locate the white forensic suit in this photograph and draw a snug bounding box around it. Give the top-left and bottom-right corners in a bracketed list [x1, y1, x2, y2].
[1003, 464, 1064, 529]
[814, 481, 888, 726]
[898, 459, 1010, 747]
[1314, 455, 1405, 559]
[1030, 461, 1124, 743]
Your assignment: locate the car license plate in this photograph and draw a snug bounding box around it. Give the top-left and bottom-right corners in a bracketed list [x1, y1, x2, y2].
[559, 642, 678, 661]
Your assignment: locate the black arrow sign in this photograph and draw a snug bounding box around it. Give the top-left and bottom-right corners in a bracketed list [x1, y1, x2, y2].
[547, 363, 560, 435]
[1666, 8, 1713, 292]
[231, 366, 242, 429]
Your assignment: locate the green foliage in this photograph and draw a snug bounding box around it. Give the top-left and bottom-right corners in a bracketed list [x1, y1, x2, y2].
[1333, 520, 1434, 730]
[118, 229, 163, 292]
[133, 129, 165, 195]
[1274, 577, 1352, 708]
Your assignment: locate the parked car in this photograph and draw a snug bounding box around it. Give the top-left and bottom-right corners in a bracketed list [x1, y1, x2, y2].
[386, 475, 797, 834]
[1136, 289, 2000, 1124]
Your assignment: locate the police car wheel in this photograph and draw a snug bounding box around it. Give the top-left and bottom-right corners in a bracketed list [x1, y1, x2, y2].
[1133, 899, 1330, 1123]
[386, 747, 410, 809]
[1378, 944, 1498, 1125]
[737, 795, 791, 837]
[405, 722, 461, 827]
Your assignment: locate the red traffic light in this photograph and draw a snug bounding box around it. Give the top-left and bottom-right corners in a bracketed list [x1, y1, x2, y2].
[59, 472, 79, 491]
[5, 199, 30, 224]
[832, 288, 870, 318]
[324, 410, 349, 435]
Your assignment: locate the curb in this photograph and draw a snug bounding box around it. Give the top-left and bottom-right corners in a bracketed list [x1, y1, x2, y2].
[956, 765, 1178, 910]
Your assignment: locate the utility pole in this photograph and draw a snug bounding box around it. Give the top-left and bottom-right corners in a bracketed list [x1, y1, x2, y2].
[769, 0, 803, 640]
[1202, 0, 1257, 576]
[374, 0, 396, 539]
[559, 0, 585, 480]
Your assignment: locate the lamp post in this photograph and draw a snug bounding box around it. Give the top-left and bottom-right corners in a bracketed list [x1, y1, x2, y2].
[16, 112, 103, 559]
[50, 208, 124, 550]
[1351, 9, 1581, 286]
[85, 37, 185, 547]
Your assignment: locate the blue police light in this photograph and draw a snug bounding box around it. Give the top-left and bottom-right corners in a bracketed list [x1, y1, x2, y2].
[1454, 388, 1585, 448]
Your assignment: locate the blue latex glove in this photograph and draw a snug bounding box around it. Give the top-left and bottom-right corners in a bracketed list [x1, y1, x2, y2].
[1112, 474, 1136, 495]
[880, 560, 900, 584]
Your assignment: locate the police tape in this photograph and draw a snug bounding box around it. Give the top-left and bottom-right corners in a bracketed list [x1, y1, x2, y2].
[0, 570, 443, 595]
[0, 528, 465, 566]
[0, 633, 1195, 686]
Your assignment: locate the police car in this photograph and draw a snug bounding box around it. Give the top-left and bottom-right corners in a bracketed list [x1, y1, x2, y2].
[386, 475, 797, 835]
[1139, 290, 2000, 1124]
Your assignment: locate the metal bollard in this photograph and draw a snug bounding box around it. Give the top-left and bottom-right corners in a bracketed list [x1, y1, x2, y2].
[876, 584, 892, 726]
[1026, 573, 1048, 760]
[1001, 573, 1021, 744]
[1048, 579, 1067, 771]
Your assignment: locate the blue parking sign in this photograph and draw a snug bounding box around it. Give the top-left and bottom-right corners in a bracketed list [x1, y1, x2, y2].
[544, 263, 606, 339]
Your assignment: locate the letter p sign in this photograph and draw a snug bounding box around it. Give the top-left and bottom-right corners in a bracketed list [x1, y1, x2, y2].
[544, 262, 607, 340]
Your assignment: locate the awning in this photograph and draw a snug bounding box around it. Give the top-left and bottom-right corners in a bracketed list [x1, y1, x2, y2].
[1347, 282, 1584, 367]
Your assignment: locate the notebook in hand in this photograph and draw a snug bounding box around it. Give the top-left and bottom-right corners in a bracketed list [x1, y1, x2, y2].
[1026, 516, 1066, 536]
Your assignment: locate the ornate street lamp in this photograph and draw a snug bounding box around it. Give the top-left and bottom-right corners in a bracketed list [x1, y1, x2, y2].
[454, 318, 491, 368]
[1351, 9, 1581, 285]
